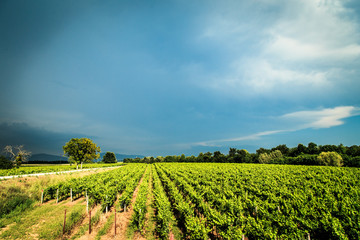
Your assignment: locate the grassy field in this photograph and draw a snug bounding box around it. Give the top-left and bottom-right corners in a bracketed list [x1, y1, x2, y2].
[0, 163, 124, 177]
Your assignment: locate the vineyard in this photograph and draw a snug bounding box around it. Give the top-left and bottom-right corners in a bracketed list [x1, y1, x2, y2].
[0, 163, 359, 239]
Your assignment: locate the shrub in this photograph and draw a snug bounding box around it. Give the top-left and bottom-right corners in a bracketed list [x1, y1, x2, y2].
[258, 153, 271, 164]
[343, 156, 360, 167]
[317, 152, 343, 166]
[259, 150, 283, 164]
[0, 155, 13, 169]
[283, 154, 319, 165]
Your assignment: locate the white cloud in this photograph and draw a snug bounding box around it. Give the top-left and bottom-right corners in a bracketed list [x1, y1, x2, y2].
[266, 35, 360, 61]
[195, 0, 360, 98]
[281, 106, 360, 129]
[192, 106, 359, 146]
[195, 130, 287, 147]
[266, 0, 360, 62]
[212, 59, 330, 94]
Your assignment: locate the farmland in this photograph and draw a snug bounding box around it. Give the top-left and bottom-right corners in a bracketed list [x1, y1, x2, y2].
[0, 163, 123, 177]
[0, 163, 359, 239]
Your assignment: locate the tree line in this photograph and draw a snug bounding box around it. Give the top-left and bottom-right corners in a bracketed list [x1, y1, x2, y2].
[123, 143, 360, 167]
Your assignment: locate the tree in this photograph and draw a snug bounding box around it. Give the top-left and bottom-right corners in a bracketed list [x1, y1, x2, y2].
[256, 147, 271, 155]
[102, 152, 117, 163]
[307, 142, 318, 154]
[0, 155, 13, 169]
[213, 151, 226, 162]
[258, 153, 271, 164]
[155, 156, 164, 162]
[317, 152, 343, 167]
[3, 145, 31, 168]
[203, 152, 213, 162]
[197, 152, 204, 162]
[229, 148, 237, 157]
[347, 145, 360, 157]
[296, 144, 307, 155]
[259, 150, 283, 164]
[319, 144, 338, 153]
[63, 138, 100, 169]
[272, 144, 289, 155]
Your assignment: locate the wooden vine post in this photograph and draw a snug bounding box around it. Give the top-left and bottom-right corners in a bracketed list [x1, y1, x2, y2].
[106, 195, 108, 213]
[89, 210, 92, 234]
[86, 189, 89, 213]
[114, 209, 117, 236]
[62, 209, 67, 238]
[86, 195, 89, 213]
[56, 189, 59, 204]
[41, 189, 44, 204]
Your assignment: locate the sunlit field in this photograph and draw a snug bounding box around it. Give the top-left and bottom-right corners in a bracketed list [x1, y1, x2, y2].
[0, 163, 359, 239]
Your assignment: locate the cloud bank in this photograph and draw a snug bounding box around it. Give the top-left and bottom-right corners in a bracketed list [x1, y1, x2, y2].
[193, 0, 360, 99]
[1, 1, 359, 156]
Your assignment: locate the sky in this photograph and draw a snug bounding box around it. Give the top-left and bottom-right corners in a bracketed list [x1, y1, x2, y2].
[1, 0, 360, 157]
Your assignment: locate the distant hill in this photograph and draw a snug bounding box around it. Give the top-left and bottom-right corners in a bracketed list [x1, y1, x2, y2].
[28, 153, 68, 163]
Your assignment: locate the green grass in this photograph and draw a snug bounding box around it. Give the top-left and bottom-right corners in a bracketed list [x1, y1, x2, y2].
[0, 200, 86, 240]
[0, 162, 124, 177]
[70, 208, 101, 240]
[95, 213, 115, 240]
[0, 199, 35, 228]
[0, 170, 95, 225]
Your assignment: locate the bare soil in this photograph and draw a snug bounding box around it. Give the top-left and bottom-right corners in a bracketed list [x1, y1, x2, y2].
[101, 170, 146, 240]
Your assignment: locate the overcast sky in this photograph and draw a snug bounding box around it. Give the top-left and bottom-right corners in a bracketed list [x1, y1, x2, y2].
[1, 0, 360, 156]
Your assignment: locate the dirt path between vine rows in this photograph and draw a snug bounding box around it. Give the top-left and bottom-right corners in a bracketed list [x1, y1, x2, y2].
[98, 169, 147, 240]
[133, 168, 153, 240]
[75, 204, 111, 240]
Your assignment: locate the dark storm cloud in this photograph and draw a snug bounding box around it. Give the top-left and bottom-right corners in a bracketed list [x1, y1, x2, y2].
[0, 0, 359, 156]
[0, 0, 83, 112]
[0, 122, 76, 155]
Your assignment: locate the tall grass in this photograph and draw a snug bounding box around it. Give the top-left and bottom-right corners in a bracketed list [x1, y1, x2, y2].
[0, 170, 104, 227]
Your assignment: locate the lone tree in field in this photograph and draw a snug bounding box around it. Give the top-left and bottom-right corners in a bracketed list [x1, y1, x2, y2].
[102, 152, 117, 163]
[3, 145, 31, 168]
[63, 138, 101, 169]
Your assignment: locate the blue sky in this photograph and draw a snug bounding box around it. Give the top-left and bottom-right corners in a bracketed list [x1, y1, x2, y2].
[1, 0, 360, 156]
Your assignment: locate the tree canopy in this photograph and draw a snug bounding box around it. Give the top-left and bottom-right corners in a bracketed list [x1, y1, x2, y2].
[63, 138, 100, 169]
[317, 152, 343, 167]
[102, 152, 117, 163]
[124, 142, 360, 167]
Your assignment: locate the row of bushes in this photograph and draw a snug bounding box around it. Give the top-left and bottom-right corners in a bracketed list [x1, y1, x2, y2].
[125, 151, 360, 167]
[262, 152, 360, 167]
